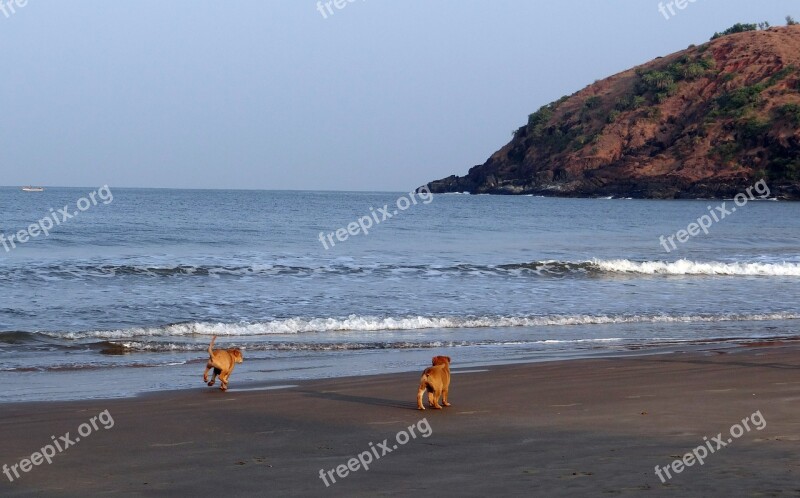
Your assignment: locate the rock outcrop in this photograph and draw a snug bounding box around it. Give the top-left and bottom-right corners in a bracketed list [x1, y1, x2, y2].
[427, 25, 800, 199]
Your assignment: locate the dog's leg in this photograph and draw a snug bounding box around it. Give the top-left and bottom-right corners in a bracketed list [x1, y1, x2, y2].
[442, 386, 451, 407]
[208, 367, 221, 387]
[431, 388, 443, 410]
[417, 383, 426, 410]
[219, 369, 229, 391]
[203, 362, 212, 383]
[221, 365, 236, 391]
[427, 391, 435, 407]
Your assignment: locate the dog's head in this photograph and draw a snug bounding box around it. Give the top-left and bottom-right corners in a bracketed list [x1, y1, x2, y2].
[231, 349, 244, 363]
[431, 355, 451, 366]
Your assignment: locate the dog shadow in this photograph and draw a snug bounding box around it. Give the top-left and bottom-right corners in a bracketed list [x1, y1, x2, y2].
[298, 389, 418, 411]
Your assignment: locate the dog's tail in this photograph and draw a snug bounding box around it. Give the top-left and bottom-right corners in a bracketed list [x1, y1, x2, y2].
[208, 335, 217, 356]
[420, 369, 434, 392]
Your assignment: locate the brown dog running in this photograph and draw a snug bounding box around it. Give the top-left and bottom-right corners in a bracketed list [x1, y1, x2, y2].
[417, 355, 451, 410]
[203, 335, 243, 391]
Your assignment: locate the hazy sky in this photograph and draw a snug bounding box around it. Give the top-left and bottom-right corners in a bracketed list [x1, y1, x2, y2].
[1, 0, 797, 191]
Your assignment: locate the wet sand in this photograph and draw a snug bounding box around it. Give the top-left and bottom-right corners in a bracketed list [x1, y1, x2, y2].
[1, 343, 799, 496]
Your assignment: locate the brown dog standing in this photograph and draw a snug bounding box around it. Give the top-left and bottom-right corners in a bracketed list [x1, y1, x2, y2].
[417, 355, 451, 410]
[203, 335, 243, 391]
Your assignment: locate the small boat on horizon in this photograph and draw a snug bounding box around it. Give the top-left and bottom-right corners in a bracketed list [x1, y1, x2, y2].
[21, 186, 45, 192]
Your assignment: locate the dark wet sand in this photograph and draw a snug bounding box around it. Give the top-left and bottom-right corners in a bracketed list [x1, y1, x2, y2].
[1, 344, 799, 497]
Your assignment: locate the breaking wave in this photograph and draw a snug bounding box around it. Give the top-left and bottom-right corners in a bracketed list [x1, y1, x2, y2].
[21, 311, 800, 340]
[2, 259, 798, 281]
[591, 259, 800, 276]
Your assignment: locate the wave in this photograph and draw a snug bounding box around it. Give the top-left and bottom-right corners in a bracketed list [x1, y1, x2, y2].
[101, 337, 629, 353]
[2, 258, 799, 281]
[5, 334, 798, 359]
[0, 360, 189, 372]
[0, 337, 631, 362]
[18, 311, 799, 341]
[591, 259, 800, 276]
[0, 331, 47, 345]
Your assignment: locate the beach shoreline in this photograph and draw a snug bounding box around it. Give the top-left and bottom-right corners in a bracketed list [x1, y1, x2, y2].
[4, 334, 796, 404]
[2, 341, 798, 496]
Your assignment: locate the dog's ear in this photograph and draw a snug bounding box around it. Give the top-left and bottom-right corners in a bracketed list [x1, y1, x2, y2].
[431, 356, 438, 365]
[431, 356, 449, 366]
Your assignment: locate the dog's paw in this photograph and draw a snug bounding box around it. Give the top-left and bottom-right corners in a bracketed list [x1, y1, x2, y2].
[433, 405, 443, 410]
[443, 402, 451, 407]
[417, 406, 425, 411]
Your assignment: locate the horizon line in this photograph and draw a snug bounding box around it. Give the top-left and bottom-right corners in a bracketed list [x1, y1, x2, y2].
[1, 186, 423, 193]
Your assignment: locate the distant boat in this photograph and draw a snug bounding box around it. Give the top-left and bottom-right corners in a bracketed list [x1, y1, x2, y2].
[21, 186, 45, 192]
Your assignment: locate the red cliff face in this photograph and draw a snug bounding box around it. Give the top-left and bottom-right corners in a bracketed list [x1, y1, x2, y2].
[428, 26, 800, 199]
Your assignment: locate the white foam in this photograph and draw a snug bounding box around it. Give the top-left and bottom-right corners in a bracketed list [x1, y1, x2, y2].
[45, 312, 800, 340]
[592, 259, 800, 276]
[538, 338, 623, 344]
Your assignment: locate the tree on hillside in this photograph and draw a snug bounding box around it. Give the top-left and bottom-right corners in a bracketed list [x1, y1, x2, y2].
[788, 16, 798, 26]
[711, 22, 769, 40]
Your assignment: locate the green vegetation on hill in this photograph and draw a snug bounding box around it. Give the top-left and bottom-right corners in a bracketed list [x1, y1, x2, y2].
[517, 50, 799, 182]
[711, 17, 798, 40]
[518, 52, 720, 157]
[635, 54, 716, 104]
[539, 22, 800, 182]
[428, 23, 800, 198]
[777, 102, 800, 125]
[711, 66, 795, 119]
[711, 22, 765, 40]
[706, 64, 799, 181]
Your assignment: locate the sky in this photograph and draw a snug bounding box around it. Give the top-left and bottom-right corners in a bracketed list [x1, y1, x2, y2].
[1, 0, 798, 191]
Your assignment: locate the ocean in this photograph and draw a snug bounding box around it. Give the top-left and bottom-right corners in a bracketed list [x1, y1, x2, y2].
[1, 187, 798, 402]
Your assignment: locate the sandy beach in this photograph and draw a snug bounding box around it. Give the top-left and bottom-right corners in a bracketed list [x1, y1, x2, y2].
[1, 343, 798, 497]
